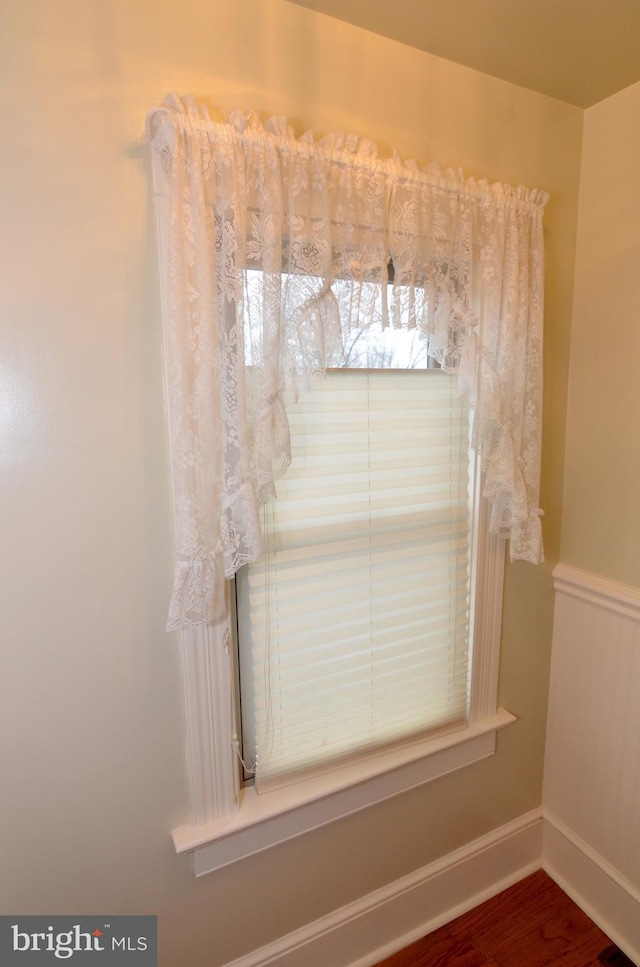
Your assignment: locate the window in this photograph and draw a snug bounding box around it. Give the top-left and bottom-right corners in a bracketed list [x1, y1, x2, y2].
[172, 414, 510, 875]
[171, 339, 512, 874]
[170, 310, 512, 875]
[237, 357, 475, 789]
[148, 95, 545, 874]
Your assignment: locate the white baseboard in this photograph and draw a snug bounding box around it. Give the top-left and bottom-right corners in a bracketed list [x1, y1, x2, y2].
[543, 811, 640, 965]
[224, 808, 543, 967]
[222, 805, 640, 967]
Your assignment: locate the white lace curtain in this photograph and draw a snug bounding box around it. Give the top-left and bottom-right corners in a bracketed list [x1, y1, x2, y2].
[147, 93, 548, 632]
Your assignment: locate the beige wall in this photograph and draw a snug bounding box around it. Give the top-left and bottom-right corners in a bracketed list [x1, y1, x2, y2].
[561, 79, 640, 586]
[0, 2, 582, 964]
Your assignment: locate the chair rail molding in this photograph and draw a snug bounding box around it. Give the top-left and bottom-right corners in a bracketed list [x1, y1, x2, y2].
[552, 562, 640, 620]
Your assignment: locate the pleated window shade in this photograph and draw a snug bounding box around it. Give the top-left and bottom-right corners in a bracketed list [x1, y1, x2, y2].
[236, 367, 473, 790]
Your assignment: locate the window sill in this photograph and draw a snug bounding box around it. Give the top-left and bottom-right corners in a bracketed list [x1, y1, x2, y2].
[172, 707, 515, 876]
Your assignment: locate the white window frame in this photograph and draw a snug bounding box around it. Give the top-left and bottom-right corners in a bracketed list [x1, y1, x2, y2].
[171, 463, 514, 877]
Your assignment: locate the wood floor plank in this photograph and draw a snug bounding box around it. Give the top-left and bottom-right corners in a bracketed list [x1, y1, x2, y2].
[448, 870, 553, 939]
[376, 927, 487, 967]
[375, 927, 451, 967]
[531, 927, 611, 967]
[451, 871, 569, 957]
[374, 870, 615, 967]
[493, 902, 610, 967]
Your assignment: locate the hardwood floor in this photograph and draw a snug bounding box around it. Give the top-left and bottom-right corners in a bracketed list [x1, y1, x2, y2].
[374, 870, 621, 967]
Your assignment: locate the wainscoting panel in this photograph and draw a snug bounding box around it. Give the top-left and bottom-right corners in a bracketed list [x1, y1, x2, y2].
[544, 563, 640, 961]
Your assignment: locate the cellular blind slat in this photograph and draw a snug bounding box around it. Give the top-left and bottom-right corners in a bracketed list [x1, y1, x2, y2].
[237, 368, 472, 789]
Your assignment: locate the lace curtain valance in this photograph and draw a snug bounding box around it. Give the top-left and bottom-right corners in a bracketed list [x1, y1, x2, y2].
[147, 93, 548, 631]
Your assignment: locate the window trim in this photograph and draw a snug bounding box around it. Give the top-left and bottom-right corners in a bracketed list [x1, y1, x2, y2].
[172, 485, 513, 875]
[176, 708, 515, 877]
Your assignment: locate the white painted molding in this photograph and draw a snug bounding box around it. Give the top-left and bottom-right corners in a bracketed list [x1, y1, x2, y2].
[222, 808, 543, 967]
[174, 709, 516, 873]
[543, 811, 640, 965]
[215, 806, 640, 967]
[469, 484, 506, 721]
[553, 562, 640, 621]
[180, 622, 239, 826]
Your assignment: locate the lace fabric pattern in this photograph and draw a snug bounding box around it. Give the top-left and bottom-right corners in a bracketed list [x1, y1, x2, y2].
[147, 93, 548, 631]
